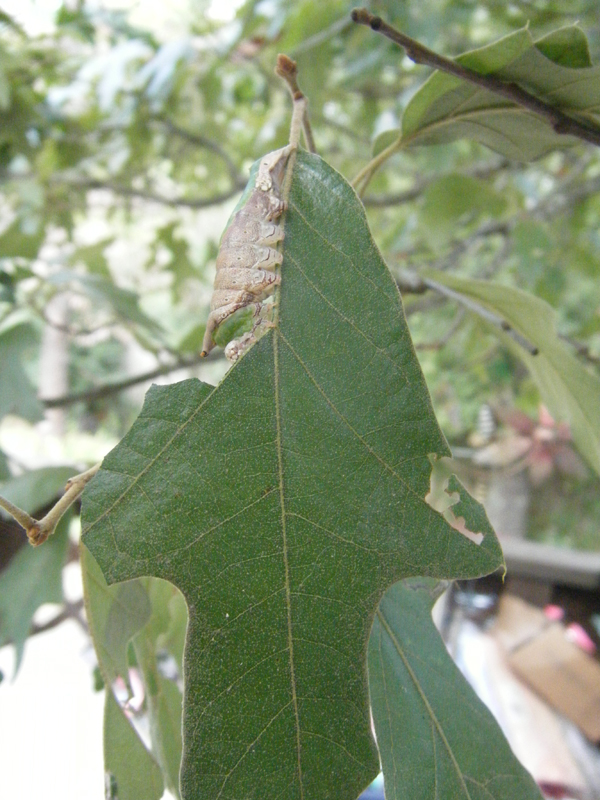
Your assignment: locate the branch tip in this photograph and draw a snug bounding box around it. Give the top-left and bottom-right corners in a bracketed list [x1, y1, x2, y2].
[275, 54, 297, 79]
[350, 8, 371, 25]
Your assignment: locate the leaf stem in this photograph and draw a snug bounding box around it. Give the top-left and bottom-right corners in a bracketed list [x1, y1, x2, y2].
[351, 136, 404, 196]
[0, 463, 101, 546]
[351, 8, 600, 148]
[276, 54, 317, 154]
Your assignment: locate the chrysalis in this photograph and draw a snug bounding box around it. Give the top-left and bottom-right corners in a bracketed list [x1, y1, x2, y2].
[200, 146, 293, 361]
[200, 61, 310, 362]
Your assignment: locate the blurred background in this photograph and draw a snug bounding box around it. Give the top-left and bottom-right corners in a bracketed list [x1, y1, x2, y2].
[1, 0, 599, 797]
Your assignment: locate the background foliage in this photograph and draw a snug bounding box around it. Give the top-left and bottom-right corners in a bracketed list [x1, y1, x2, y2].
[1, 0, 600, 798]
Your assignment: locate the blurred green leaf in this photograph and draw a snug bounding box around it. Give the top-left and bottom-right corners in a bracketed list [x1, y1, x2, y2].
[81, 544, 152, 692]
[104, 688, 164, 800]
[0, 510, 70, 672]
[176, 323, 206, 354]
[48, 271, 163, 335]
[0, 321, 42, 423]
[150, 222, 198, 300]
[83, 151, 503, 800]
[0, 220, 44, 260]
[133, 617, 183, 799]
[424, 271, 600, 477]
[0, 450, 9, 481]
[419, 174, 507, 244]
[68, 238, 113, 279]
[369, 579, 542, 800]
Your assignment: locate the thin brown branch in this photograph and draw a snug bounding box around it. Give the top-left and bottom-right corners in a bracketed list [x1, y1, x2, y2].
[397, 271, 539, 355]
[42, 353, 218, 409]
[363, 158, 509, 207]
[559, 334, 600, 368]
[52, 176, 244, 209]
[351, 9, 600, 148]
[0, 496, 35, 532]
[29, 599, 86, 637]
[0, 464, 100, 546]
[157, 116, 244, 185]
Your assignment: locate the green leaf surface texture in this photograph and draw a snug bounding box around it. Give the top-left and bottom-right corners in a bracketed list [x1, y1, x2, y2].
[424, 271, 600, 477]
[82, 151, 503, 800]
[368, 580, 542, 800]
[375, 25, 600, 160]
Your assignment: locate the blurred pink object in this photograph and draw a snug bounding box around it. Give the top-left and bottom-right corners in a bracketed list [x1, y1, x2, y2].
[544, 604, 565, 622]
[565, 623, 596, 654]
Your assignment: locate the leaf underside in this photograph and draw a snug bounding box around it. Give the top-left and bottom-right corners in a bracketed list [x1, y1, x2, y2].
[424, 271, 600, 478]
[82, 151, 503, 800]
[374, 26, 600, 161]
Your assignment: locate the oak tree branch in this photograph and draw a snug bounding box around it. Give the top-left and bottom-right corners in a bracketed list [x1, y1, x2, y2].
[351, 8, 600, 148]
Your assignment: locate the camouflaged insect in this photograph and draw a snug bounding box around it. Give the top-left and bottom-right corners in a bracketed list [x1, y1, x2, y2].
[200, 145, 293, 361]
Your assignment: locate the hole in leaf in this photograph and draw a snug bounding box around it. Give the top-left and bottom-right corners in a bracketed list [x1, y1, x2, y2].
[425, 455, 484, 545]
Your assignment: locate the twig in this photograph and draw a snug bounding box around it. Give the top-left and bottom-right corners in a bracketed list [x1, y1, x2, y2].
[414, 308, 466, 350]
[157, 116, 244, 186]
[0, 464, 100, 546]
[363, 158, 509, 207]
[51, 177, 244, 209]
[351, 8, 600, 148]
[559, 333, 600, 368]
[275, 55, 317, 154]
[41, 353, 217, 409]
[30, 599, 87, 637]
[397, 271, 539, 355]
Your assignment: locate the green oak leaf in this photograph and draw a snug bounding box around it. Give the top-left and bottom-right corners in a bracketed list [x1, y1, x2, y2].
[82, 151, 503, 800]
[368, 579, 542, 800]
[373, 25, 600, 161]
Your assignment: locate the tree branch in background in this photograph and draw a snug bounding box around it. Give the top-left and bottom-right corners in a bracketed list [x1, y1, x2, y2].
[52, 177, 243, 209]
[41, 352, 220, 409]
[30, 599, 87, 637]
[362, 158, 509, 207]
[157, 116, 246, 187]
[351, 8, 600, 148]
[559, 334, 600, 368]
[397, 271, 539, 355]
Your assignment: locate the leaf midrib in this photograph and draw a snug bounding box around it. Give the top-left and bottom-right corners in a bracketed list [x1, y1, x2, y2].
[273, 321, 304, 800]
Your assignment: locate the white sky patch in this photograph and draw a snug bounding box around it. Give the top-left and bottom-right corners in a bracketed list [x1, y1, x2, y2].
[206, 0, 245, 22]
[1, 0, 62, 35]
